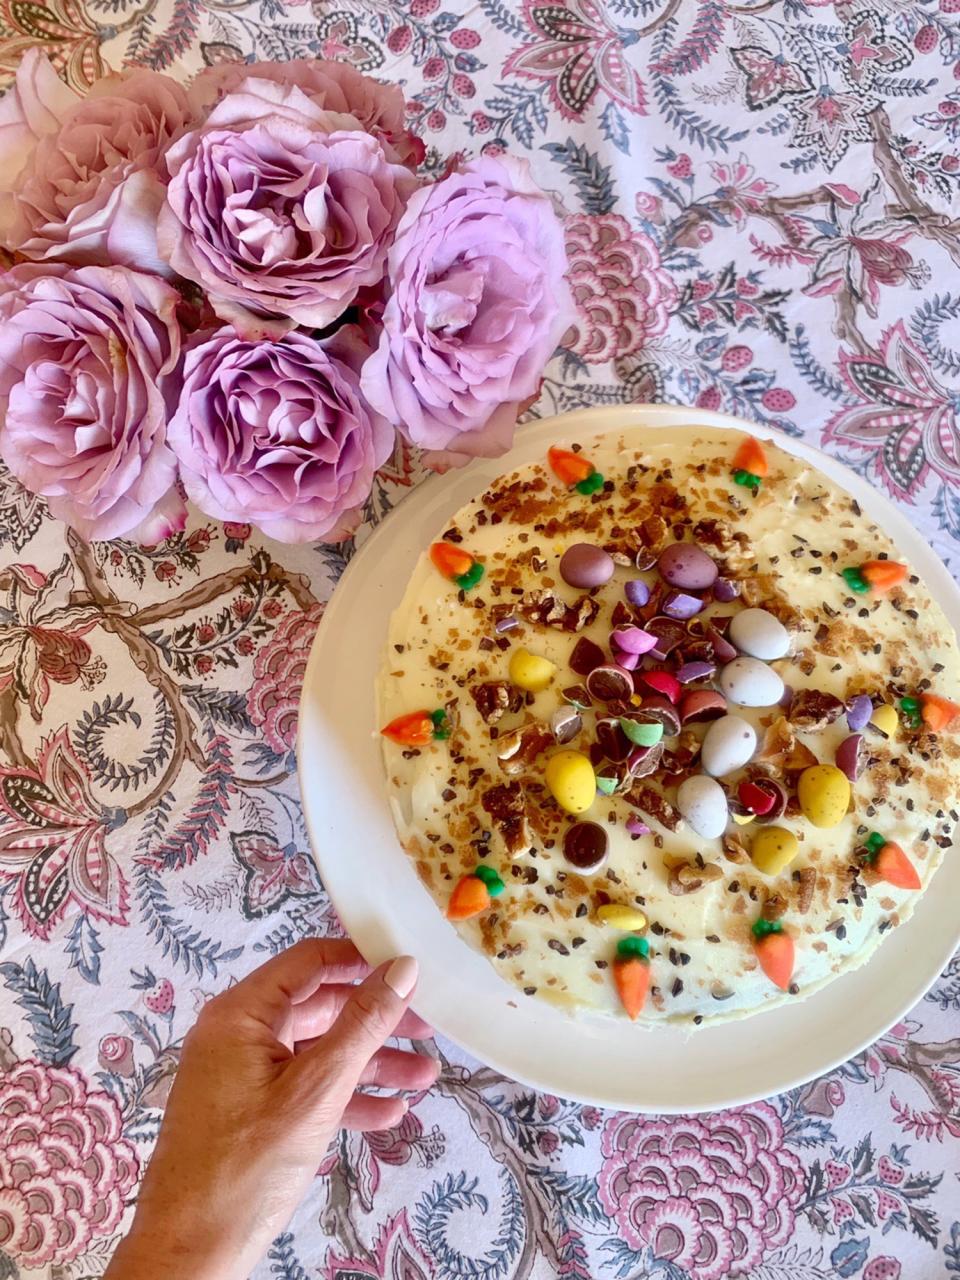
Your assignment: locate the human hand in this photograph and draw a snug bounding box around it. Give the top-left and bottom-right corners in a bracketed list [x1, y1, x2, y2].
[105, 939, 436, 1280]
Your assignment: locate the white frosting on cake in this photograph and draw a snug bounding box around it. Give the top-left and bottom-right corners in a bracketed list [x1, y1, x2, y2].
[378, 427, 960, 1024]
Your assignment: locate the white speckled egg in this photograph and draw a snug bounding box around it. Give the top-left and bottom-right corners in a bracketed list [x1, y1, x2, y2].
[701, 715, 757, 777]
[677, 775, 728, 839]
[729, 608, 790, 660]
[719, 656, 785, 707]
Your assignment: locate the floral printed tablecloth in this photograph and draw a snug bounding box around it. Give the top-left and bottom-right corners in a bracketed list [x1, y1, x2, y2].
[0, 1, 959, 1278]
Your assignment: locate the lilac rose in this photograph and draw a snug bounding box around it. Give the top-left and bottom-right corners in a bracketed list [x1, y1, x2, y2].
[361, 155, 573, 467]
[0, 264, 184, 542]
[188, 59, 423, 168]
[0, 49, 192, 274]
[157, 79, 418, 337]
[167, 325, 393, 543]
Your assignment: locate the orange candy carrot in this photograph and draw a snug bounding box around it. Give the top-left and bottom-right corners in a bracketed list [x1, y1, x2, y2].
[446, 875, 491, 920]
[381, 711, 434, 746]
[920, 693, 960, 732]
[861, 560, 908, 593]
[613, 955, 651, 1021]
[732, 436, 769, 478]
[753, 930, 795, 991]
[874, 841, 921, 891]
[548, 446, 595, 487]
[430, 541, 475, 580]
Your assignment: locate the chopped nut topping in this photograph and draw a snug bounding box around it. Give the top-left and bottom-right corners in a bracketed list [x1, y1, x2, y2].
[795, 867, 816, 913]
[756, 716, 819, 775]
[481, 782, 529, 856]
[722, 832, 750, 864]
[519, 590, 600, 632]
[692, 517, 749, 556]
[669, 861, 722, 894]
[639, 514, 668, 550]
[761, 893, 788, 921]
[496, 721, 554, 776]
[471, 681, 523, 725]
[625, 784, 681, 831]
[788, 689, 844, 732]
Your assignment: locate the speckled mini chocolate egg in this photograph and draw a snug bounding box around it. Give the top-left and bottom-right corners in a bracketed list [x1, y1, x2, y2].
[545, 750, 596, 814]
[657, 542, 718, 591]
[797, 764, 850, 828]
[701, 715, 757, 777]
[751, 826, 799, 875]
[728, 608, 790, 660]
[677, 774, 728, 839]
[719, 656, 785, 707]
[559, 543, 614, 589]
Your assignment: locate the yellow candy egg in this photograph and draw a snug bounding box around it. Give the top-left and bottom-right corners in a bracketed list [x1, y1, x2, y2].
[545, 750, 596, 814]
[870, 703, 898, 738]
[751, 826, 799, 875]
[508, 647, 556, 692]
[596, 903, 648, 931]
[797, 764, 851, 829]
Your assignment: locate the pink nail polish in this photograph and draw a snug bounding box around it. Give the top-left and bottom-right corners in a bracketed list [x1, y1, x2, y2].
[384, 955, 418, 998]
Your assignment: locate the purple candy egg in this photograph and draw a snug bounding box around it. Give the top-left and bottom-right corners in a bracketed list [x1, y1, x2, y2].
[625, 579, 650, 607]
[846, 694, 873, 731]
[662, 590, 704, 620]
[559, 543, 615, 590]
[677, 660, 717, 684]
[626, 815, 651, 837]
[617, 649, 640, 671]
[658, 542, 719, 591]
[713, 577, 741, 603]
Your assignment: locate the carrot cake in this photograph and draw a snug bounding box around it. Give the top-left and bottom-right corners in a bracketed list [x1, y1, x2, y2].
[377, 426, 960, 1025]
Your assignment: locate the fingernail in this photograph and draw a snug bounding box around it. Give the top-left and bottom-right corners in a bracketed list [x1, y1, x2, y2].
[384, 955, 418, 999]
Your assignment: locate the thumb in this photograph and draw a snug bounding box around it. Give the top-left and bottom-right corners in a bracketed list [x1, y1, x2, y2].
[290, 955, 419, 1103]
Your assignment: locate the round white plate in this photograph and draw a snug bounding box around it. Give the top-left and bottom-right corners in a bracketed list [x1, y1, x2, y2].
[297, 405, 960, 1112]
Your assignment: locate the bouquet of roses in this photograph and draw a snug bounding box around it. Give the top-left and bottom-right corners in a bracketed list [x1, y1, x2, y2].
[0, 52, 572, 544]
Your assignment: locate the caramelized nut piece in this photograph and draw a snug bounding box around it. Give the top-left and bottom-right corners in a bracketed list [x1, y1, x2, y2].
[471, 681, 522, 725]
[761, 892, 788, 921]
[795, 866, 816, 914]
[669, 861, 722, 894]
[496, 721, 553, 775]
[669, 869, 702, 895]
[722, 833, 750, 864]
[788, 689, 844, 732]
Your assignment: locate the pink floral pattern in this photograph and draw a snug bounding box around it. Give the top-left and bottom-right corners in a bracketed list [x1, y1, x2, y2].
[564, 213, 675, 363]
[0, 4, 958, 1279]
[599, 1104, 803, 1279]
[321, 1211, 431, 1280]
[246, 604, 324, 757]
[504, 0, 647, 121]
[0, 557, 104, 718]
[825, 322, 959, 499]
[0, 1060, 138, 1266]
[0, 727, 127, 938]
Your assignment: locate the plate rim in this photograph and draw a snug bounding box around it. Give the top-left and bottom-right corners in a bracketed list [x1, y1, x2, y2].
[297, 404, 960, 1112]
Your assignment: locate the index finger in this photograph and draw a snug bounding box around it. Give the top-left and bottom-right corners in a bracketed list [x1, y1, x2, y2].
[219, 938, 371, 1024]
